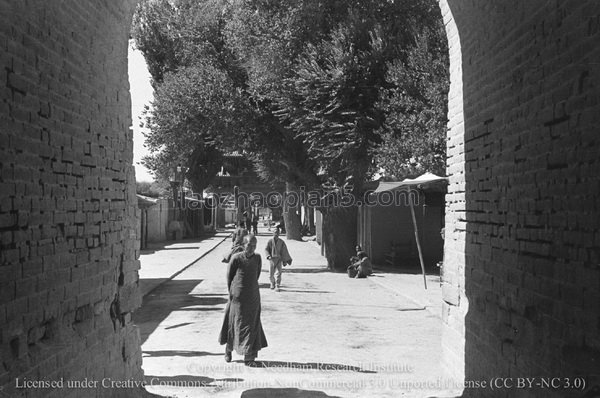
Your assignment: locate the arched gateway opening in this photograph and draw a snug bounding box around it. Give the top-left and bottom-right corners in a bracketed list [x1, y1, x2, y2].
[0, 1, 599, 397]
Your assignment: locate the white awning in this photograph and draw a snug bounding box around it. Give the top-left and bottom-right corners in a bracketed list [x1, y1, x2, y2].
[372, 173, 448, 193]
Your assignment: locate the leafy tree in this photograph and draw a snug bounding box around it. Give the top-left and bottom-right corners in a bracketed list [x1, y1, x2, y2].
[222, 0, 336, 239]
[245, 115, 321, 240]
[267, 14, 386, 264]
[133, 0, 317, 240]
[132, 0, 449, 260]
[132, 0, 250, 200]
[140, 63, 249, 193]
[132, 0, 243, 86]
[373, 23, 449, 180]
[265, 0, 443, 269]
[131, 0, 179, 85]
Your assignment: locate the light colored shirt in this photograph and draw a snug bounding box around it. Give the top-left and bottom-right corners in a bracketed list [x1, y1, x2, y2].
[265, 237, 292, 264]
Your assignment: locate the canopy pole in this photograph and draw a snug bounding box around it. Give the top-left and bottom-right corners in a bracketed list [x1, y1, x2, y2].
[409, 196, 427, 290]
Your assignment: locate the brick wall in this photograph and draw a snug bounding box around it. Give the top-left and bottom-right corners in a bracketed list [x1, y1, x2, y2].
[438, 0, 467, 385]
[0, 1, 143, 397]
[440, 0, 600, 396]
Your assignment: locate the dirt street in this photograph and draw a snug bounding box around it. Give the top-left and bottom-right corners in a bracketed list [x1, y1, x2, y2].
[134, 233, 461, 398]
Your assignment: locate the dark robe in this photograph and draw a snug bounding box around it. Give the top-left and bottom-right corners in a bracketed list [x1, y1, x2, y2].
[232, 227, 248, 246]
[219, 251, 268, 355]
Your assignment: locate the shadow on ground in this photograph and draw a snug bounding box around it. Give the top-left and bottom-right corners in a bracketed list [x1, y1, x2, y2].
[277, 289, 333, 294]
[231, 361, 375, 373]
[144, 374, 244, 386]
[141, 234, 222, 254]
[142, 350, 223, 358]
[142, 246, 201, 252]
[134, 280, 228, 344]
[372, 263, 440, 276]
[267, 299, 422, 311]
[241, 388, 341, 398]
[282, 268, 330, 274]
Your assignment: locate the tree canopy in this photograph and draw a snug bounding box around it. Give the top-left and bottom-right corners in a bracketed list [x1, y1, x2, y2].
[131, 0, 449, 259]
[373, 22, 449, 179]
[132, 0, 448, 188]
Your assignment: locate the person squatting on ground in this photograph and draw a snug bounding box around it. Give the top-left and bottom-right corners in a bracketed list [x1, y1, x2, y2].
[219, 234, 267, 366]
[347, 245, 372, 278]
[264, 228, 292, 292]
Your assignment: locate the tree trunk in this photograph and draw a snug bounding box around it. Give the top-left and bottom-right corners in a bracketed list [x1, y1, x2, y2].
[283, 181, 302, 240]
[188, 178, 206, 234]
[234, 185, 244, 225]
[322, 206, 357, 271]
[307, 206, 315, 234]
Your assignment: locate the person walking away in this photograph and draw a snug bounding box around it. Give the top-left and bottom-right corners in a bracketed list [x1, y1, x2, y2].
[219, 234, 267, 366]
[264, 228, 292, 292]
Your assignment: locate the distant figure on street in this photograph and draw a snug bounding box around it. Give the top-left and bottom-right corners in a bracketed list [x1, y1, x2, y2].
[251, 215, 259, 235]
[243, 211, 252, 231]
[276, 219, 286, 234]
[223, 221, 248, 263]
[219, 234, 267, 366]
[232, 221, 248, 247]
[347, 246, 372, 278]
[264, 228, 292, 291]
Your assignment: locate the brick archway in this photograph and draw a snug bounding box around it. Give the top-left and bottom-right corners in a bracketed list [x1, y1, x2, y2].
[438, 0, 467, 384]
[439, 1, 600, 396]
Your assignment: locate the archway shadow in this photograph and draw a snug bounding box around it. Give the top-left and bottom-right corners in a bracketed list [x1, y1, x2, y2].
[241, 388, 341, 398]
[232, 360, 375, 373]
[133, 280, 228, 344]
[142, 350, 223, 358]
[144, 374, 243, 386]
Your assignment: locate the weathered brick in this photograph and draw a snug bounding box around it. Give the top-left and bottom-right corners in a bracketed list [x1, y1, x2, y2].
[441, 0, 600, 390]
[0, 1, 145, 392]
[0, 213, 16, 229]
[21, 258, 43, 278]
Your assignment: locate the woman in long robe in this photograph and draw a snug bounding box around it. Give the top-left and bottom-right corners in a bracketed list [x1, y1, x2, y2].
[219, 234, 267, 366]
